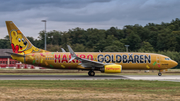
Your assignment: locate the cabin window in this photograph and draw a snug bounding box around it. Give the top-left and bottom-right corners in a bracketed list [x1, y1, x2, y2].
[165, 58, 171, 60]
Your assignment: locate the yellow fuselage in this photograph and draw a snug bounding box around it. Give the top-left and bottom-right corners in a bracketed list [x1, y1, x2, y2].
[12, 52, 177, 71]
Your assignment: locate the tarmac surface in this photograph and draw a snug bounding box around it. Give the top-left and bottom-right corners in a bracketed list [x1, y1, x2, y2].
[0, 75, 180, 82]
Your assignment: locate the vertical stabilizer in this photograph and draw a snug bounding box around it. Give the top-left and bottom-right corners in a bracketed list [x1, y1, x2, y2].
[6, 21, 48, 54]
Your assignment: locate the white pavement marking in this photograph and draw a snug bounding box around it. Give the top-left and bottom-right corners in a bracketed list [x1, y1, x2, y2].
[125, 75, 180, 82]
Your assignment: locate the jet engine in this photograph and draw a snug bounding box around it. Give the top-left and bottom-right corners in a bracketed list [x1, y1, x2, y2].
[102, 65, 122, 73]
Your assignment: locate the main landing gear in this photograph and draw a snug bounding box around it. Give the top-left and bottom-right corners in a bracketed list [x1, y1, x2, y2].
[158, 72, 162, 76]
[158, 70, 162, 76]
[88, 70, 95, 76]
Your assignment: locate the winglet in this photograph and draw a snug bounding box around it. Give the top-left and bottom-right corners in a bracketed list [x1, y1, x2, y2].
[67, 45, 77, 57]
[61, 48, 66, 52]
[67, 45, 77, 62]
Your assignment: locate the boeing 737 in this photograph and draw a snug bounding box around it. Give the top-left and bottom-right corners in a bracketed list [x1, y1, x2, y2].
[5, 21, 178, 76]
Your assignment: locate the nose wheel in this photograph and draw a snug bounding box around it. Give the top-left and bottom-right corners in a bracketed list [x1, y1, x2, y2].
[88, 70, 95, 76]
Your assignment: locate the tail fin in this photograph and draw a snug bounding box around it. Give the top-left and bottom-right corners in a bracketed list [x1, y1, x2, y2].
[6, 21, 48, 54]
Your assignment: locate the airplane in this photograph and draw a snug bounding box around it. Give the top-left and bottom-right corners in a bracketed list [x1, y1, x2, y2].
[5, 21, 178, 76]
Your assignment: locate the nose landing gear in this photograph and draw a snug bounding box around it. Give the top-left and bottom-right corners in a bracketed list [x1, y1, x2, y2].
[88, 70, 95, 76]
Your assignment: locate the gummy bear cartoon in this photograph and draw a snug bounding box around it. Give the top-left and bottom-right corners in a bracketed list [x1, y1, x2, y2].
[10, 30, 28, 53]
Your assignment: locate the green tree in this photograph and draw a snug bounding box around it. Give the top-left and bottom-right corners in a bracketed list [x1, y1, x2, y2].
[72, 44, 85, 52]
[103, 41, 125, 52]
[126, 32, 141, 51]
[138, 41, 154, 52]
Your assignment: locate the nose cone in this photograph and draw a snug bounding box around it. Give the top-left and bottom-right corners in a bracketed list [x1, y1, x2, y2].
[171, 60, 178, 68]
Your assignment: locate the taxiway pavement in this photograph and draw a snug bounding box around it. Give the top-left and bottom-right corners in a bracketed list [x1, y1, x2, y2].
[0, 75, 180, 82]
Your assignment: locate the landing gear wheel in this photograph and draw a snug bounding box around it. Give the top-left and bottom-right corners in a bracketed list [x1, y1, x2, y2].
[88, 71, 95, 76]
[158, 72, 162, 76]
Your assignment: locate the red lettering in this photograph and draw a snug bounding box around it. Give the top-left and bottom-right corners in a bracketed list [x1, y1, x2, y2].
[76, 55, 79, 63]
[69, 55, 75, 63]
[87, 54, 93, 61]
[69, 54, 79, 63]
[55, 54, 60, 63]
[80, 54, 86, 59]
[61, 54, 68, 63]
[66, 54, 94, 63]
[106, 67, 120, 71]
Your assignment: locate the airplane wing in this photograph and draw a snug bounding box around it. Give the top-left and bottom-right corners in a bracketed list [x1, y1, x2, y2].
[61, 48, 66, 52]
[78, 58, 104, 68]
[67, 45, 112, 68]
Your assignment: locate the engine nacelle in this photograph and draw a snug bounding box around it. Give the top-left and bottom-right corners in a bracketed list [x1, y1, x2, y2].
[104, 65, 122, 73]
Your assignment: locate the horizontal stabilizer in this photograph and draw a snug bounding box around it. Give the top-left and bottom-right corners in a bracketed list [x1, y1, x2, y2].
[5, 52, 25, 57]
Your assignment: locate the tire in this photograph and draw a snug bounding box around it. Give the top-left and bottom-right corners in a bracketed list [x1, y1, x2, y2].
[88, 71, 90, 76]
[158, 72, 162, 76]
[88, 71, 95, 76]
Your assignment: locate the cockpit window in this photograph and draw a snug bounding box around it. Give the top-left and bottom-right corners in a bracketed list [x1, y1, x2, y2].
[165, 58, 171, 60]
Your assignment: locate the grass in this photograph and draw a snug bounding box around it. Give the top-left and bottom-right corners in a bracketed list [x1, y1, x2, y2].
[0, 80, 180, 100]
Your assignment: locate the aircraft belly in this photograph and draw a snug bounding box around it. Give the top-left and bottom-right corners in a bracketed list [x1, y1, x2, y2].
[53, 63, 79, 69]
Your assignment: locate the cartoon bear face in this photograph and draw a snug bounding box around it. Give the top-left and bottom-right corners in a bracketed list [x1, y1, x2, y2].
[10, 30, 28, 53]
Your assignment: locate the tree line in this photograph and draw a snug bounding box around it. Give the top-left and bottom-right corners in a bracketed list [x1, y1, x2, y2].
[1, 18, 180, 68]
